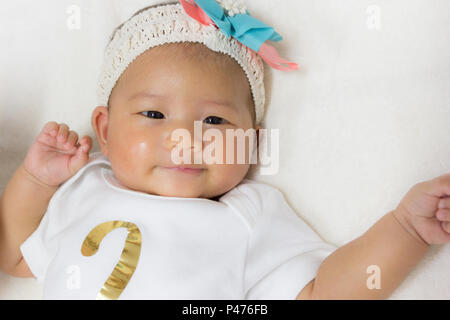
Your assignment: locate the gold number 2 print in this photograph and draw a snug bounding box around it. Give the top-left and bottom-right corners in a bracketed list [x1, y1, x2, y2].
[81, 221, 142, 300]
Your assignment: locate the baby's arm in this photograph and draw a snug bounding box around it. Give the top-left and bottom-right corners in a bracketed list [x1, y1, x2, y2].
[297, 210, 428, 299]
[0, 165, 59, 276]
[0, 122, 92, 277]
[297, 174, 450, 299]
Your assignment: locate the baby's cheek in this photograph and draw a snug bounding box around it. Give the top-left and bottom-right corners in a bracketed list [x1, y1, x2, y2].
[122, 138, 158, 169]
[203, 131, 253, 189]
[130, 140, 151, 156]
[108, 137, 153, 190]
[222, 132, 256, 165]
[108, 130, 145, 166]
[208, 162, 250, 195]
[113, 127, 149, 155]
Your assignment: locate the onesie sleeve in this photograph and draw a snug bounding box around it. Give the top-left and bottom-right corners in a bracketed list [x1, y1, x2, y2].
[236, 181, 337, 300]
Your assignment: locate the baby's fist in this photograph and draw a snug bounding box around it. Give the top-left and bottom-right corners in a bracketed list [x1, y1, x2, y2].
[23, 121, 93, 188]
[394, 173, 450, 245]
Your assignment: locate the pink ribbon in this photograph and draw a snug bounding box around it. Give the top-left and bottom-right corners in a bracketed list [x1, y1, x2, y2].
[180, 0, 215, 26]
[258, 43, 299, 71]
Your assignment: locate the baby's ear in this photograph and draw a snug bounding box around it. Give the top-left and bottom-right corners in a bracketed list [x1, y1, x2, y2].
[91, 106, 109, 156]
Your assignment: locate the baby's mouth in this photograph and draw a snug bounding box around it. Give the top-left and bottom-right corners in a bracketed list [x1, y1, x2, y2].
[162, 165, 206, 175]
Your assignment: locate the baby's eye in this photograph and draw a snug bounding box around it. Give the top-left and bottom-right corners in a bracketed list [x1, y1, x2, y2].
[140, 111, 165, 119]
[204, 116, 228, 125]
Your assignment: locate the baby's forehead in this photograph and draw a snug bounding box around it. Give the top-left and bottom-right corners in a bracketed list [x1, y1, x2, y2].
[121, 43, 251, 93]
[142, 42, 243, 71]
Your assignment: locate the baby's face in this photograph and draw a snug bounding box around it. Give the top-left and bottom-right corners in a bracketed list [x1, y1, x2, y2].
[92, 43, 260, 199]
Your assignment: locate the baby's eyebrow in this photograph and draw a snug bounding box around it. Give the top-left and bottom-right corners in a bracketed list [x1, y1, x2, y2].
[128, 92, 165, 101]
[128, 92, 237, 110]
[200, 99, 237, 110]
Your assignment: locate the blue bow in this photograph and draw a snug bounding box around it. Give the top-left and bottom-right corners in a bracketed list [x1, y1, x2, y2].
[195, 0, 282, 52]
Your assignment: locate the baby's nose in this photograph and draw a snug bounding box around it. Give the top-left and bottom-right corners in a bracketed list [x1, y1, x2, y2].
[164, 120, 203, 154]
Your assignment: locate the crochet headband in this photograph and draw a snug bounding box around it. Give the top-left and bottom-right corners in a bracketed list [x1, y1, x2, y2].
[97, 0, 298, 125]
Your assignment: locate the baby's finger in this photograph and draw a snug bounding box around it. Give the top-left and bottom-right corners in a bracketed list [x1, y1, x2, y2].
[57, 123, 70, 144]
[42, 121, 59, 136]
[423, 173, 450, 198]
[68, 142, 90, 176]
[79, 135, 93, 152]
[438, 197, 450, 209]
[65, 131, 79, 149]
[441, 221, 450, 234]
[36, 121, 60, 145]
[436, 208, 450, 222]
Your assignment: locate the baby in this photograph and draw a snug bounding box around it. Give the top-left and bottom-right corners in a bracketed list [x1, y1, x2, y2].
[1, 0, 450, 300]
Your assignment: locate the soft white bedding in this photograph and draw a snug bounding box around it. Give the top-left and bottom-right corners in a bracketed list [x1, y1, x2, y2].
[0, 0, 449, 299]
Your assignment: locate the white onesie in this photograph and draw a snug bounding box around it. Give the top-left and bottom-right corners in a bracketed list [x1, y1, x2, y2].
[20, 152, 337, 300]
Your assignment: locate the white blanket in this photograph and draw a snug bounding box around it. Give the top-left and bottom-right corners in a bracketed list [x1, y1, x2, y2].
[0, 0, 449, 299]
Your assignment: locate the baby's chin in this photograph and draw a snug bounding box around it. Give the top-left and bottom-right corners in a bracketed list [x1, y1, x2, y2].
[112, 165, 242, 200]
[148, 182, 203, 198]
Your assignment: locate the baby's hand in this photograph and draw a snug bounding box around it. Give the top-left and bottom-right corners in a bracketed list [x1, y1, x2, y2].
[394, 173, 450, 245]
[22, 121, 93, 187]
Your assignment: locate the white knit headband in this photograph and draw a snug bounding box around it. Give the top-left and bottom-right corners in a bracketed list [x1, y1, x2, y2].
[97, 1, 265, 124]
